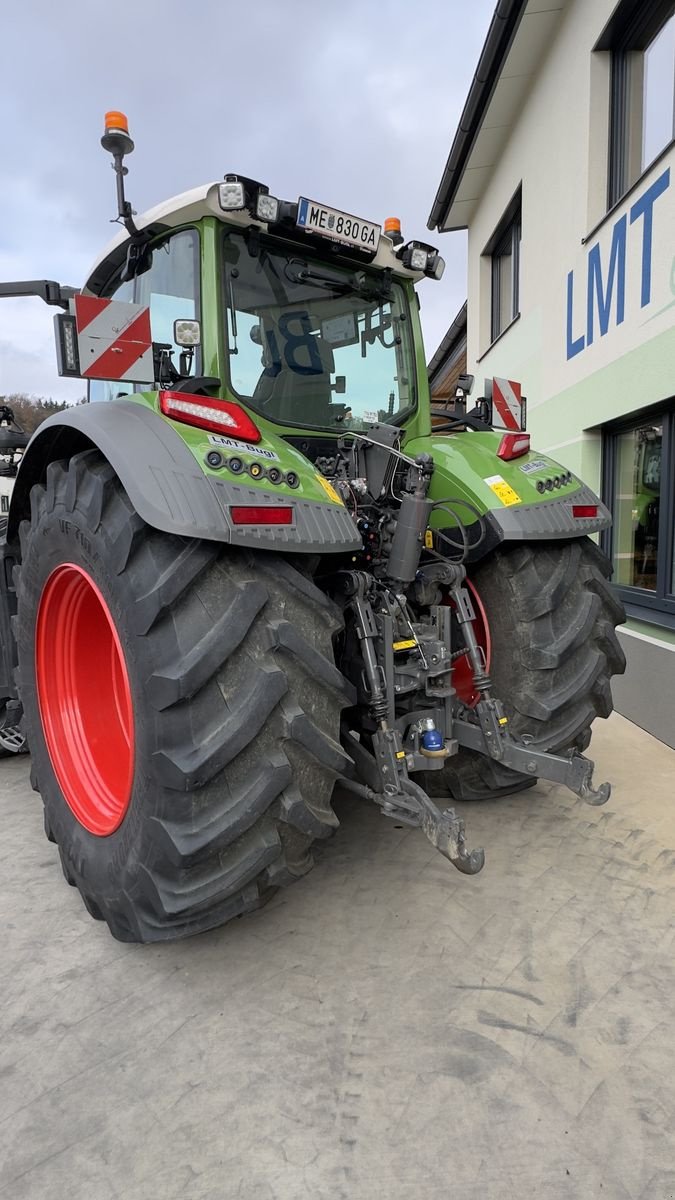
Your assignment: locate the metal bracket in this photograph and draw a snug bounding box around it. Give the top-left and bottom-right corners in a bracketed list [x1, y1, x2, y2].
[0, 280, 77, 310]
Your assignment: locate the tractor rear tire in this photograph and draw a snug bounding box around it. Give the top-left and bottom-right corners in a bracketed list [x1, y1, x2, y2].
[15, 451, 353, 942]
[426, 538, 626, 801]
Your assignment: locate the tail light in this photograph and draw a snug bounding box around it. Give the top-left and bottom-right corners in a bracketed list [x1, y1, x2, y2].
[159, 392, 260, 442]
[572, 504, 598, 518]
[230, 506, 293, 525]
[497, 433, 530, 460]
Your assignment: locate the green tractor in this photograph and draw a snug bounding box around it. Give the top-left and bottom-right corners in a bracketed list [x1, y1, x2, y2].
[0, 113, 625, 942]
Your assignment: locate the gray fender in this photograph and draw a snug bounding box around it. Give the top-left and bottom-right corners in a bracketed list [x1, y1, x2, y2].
[8, 400, 361, 554]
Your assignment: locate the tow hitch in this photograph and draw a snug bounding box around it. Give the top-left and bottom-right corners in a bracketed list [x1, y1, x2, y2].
[338, 552, 611, 878]
[338, 750, 485, 876]
[341, 717, 609, 878]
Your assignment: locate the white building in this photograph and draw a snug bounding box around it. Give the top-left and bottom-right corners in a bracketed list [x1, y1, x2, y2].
[428, 0, 675, 747]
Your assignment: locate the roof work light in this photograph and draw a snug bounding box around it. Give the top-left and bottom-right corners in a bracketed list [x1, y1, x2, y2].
[218, 174, 280, 223]
[219, 177, 246, 211]
[397, 240, 446, 280]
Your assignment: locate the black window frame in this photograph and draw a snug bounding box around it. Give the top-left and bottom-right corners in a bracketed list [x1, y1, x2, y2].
[601, 401, 675, 628]
[483, 188, 521, 345]
[601, 0, 675, 208]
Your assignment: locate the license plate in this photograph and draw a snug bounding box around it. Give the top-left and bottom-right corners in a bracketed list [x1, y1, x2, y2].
[296, 198, 380, 251]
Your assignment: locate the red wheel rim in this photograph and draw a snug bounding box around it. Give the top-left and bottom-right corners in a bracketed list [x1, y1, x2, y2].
[36, 563, 134, 836]
[445, 580, 491, 709]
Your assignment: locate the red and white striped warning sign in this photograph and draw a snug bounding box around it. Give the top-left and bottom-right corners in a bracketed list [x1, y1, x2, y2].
[491, 377, 524, 431]
[73, 295, 153, 382]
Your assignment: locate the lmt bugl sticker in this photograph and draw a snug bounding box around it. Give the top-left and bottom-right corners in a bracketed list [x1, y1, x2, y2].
[207, 435, 279, 460]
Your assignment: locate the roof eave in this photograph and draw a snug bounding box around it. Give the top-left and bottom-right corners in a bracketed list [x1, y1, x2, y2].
[427, 0, 529, 232]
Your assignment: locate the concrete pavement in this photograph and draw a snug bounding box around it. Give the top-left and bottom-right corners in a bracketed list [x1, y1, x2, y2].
[1, 711, 674, 1199]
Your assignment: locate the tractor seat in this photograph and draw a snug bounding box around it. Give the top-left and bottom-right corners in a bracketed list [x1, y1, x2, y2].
[253, 320, 335, 427]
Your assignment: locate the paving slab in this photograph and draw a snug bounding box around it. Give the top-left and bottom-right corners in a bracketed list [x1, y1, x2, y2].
[1, 711, 674, 1199]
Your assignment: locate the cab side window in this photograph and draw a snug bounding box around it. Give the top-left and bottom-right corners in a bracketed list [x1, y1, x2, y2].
[88, 229, 200, 403]
[135, 230, 200, 370]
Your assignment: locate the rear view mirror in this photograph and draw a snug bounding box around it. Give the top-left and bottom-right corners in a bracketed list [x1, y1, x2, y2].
[332, 375, 346, 394]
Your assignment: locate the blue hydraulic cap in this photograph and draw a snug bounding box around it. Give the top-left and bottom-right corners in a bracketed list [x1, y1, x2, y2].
[422, 728, 444, 752]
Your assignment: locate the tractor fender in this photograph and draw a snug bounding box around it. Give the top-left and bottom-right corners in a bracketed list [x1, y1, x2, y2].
[405, 432, 611, 548]
[8, 400, 361, 553]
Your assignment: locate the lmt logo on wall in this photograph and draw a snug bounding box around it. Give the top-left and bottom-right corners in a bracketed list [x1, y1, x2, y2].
[566, 167, 670, 360]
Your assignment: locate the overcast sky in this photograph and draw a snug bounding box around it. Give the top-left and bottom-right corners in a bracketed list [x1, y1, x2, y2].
[1, 0, 493, 403]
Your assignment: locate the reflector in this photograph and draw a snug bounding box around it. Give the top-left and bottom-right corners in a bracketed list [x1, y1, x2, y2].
[230, 506, 293, 525]
[572, 504, 598, 518]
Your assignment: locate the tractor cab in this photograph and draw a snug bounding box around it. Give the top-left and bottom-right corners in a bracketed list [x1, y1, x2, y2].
[62, 114, 445, 454]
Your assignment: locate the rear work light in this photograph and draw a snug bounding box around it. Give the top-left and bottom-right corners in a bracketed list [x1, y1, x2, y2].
[572, 504, 598, 518]
[497, 433, 530, 461]
[159, 392, 260, 442]
[230, 506, 294, 525]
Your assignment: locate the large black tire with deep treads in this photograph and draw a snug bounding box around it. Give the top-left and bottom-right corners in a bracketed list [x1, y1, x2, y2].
[15, 450, 354, 942]
[427, 538, 626, 801]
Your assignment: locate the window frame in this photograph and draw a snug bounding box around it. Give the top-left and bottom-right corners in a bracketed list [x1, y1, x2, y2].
[483, 187, 521, 346]
[87, 224, 202, 401]
[601, 401, 675, 627]
[604, 0, 675, 208]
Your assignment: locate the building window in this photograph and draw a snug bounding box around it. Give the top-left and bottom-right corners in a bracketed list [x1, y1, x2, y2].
[603, 405, 675, 621]
[484, 190, 521, 344]
[604, 0, 675, 207]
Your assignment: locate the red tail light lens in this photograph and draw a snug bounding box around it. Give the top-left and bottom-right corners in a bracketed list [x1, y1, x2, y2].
[497, 433, 531, 460]
[159, 392, 260, 442]
[230, 506, 293, 525]
[572, 504, 598, 518]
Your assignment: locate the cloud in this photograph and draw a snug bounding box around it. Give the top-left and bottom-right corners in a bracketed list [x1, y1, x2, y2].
[1, 0, 491, 401]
